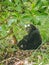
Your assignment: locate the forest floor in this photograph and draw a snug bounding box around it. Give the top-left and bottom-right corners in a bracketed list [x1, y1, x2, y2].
[0, 42, 49, 65]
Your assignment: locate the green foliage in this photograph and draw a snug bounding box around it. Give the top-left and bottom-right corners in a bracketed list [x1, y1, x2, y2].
[0, 0, 49, 42]
[0, 0, 49, 64]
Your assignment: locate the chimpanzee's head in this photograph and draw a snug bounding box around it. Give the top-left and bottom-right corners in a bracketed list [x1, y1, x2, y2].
[25, 24, 36, 33]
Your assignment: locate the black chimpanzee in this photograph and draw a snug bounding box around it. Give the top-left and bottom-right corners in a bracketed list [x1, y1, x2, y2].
[17, 24, 42, 50]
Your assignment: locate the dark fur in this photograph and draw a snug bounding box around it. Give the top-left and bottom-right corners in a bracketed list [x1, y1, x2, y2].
[17, 24, 42, 50]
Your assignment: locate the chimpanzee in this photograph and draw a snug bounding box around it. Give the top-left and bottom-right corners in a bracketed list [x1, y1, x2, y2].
[17, 24, 42, 50]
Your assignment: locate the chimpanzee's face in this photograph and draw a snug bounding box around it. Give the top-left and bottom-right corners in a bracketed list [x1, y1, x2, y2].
[25, 24, 36, 33]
